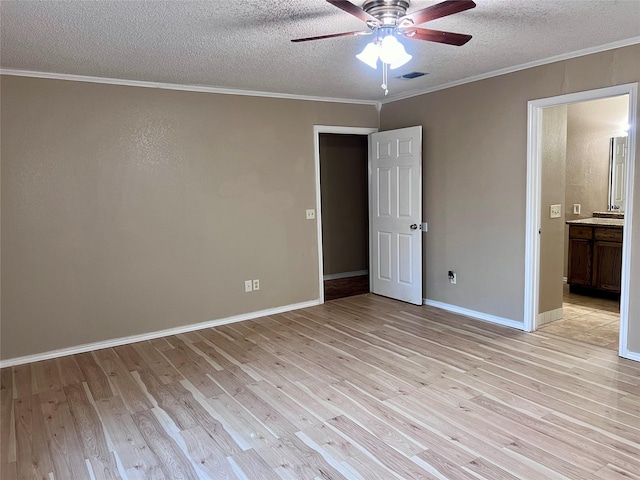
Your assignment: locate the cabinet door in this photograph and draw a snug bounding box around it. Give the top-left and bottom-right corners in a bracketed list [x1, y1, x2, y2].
[567, 238, 592, 286]
[593, 241, 622, 292]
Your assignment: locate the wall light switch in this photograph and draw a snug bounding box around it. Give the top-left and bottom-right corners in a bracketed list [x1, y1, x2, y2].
[244, 280, 253, 292]
[306, 209, 315, 220]
[573, 204, 581, 214]
[550, 204, 562, 218]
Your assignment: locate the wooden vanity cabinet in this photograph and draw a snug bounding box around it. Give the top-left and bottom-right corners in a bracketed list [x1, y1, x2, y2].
[567, 225, 622, 294]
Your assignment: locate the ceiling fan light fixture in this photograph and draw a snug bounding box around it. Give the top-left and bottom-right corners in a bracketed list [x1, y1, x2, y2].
[356, 42, 380, 69]
[379, 35, 412, 69]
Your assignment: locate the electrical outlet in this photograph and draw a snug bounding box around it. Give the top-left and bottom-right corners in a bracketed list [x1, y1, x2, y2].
[306, 209, 315, 220]
[448, 271, 457, 285]
[244, 280, 252, 292]
[253, 279, 260, 291]
[550, 204, 562, 218]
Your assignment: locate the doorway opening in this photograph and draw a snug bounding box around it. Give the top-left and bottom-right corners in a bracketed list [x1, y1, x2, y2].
[319, 133, 370, 301]
[313, 126, 377, 303]
[524, 83, 637, 361]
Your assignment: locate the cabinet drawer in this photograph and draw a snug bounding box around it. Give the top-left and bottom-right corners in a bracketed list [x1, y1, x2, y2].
[569, 226, 593, 239]
[595, 227, 622, 242]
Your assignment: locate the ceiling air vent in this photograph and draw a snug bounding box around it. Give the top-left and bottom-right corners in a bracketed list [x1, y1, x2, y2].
[397, 71, 427, 80]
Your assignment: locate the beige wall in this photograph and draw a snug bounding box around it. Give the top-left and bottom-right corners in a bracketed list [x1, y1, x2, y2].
[0, 76, 378, 360]
[380, 44, 640, 353]
[563, 96, 629, 275]
[3, 44, 640, 361]
[539, 106, 567, 315]
[319, 134, 369, 276]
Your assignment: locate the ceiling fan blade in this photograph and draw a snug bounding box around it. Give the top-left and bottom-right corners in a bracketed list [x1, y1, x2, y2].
[400, 27, 472, 46]
[327, 0, 380, 25]
[399, 0, 476, 27]
[291, 30, 372, 43]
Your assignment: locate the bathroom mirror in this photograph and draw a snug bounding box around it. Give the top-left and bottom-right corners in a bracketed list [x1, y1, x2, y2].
[608, 136, 628, 212]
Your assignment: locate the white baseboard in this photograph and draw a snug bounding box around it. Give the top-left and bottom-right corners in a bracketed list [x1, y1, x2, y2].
[0, 299, 321, 368]
[620, 349, 640, 363]
[538, 307, 563, 326]
[423, 299, 523, 330]
[323, 270, 368, 281]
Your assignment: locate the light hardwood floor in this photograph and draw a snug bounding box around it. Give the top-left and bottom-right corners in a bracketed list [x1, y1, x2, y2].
[1, 294, 639, 479]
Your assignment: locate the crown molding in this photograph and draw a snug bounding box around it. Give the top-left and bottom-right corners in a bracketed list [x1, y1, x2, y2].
[2, 36, 639, 108]
[381, 36, 640, 104]
[0, 68, 379, 106]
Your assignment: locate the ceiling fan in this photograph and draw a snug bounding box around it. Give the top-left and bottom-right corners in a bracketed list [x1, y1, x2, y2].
[291, 0, 476, 94]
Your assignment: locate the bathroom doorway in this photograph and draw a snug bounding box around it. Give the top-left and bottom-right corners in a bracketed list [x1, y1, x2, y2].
[538, 96, 628, 350]
[524, 83, 637, 361]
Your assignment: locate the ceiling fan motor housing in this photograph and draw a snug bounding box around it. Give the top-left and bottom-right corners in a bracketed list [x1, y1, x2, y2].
[363, 0, 411, 25]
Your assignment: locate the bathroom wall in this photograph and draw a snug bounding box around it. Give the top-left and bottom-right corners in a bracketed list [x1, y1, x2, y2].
[563, 96, 629, 275]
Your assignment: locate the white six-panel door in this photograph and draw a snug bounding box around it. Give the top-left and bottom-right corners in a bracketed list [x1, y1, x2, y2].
[370, 126, 422, 305]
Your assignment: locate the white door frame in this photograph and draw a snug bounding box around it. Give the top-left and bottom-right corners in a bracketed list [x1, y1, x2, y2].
[524, 83, 637, 360]
[313, 125, 378, 303]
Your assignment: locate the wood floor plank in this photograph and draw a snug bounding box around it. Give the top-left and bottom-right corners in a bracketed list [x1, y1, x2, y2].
[181, 426, 240, 480]
[167, 382, 242, 456]
[64, 383, 123, 479]
[31, 360, 62, 395]
[254, 433, 349, 480]
[133, 342, 183, 385]
[94, 396, 166, 480]
[13, 364, 32, 399]
[1, 368, 15, 470]
[246, 380, 323, 430]
[327, 415, 437, 480]
[39, 387, 90, 479]
[161, 339, 225, 397]
[76, 352, 115, 400]
[14, 394, 53, 480]
[136, 368, 199, 431]
[413, 450, 478, 480]
[231, 448, 282, 480]
[94, 348, 154, 413]
[298, 378, 425, 457]
[3, 294, 640, 480]
[132, 409, 200, 480]
[56, 355, 85, 386]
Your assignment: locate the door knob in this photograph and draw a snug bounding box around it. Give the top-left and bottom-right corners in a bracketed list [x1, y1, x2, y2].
[410, 224, 418, 230]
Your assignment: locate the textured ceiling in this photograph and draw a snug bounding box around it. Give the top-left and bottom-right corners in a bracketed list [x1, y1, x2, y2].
[1, 1, 639, 102]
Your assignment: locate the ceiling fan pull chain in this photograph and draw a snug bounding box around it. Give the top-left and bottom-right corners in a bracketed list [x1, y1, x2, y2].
[382, 62, 389, 95]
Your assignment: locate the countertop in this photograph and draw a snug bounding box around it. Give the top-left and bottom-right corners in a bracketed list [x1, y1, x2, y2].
[566, 217, 624, 228]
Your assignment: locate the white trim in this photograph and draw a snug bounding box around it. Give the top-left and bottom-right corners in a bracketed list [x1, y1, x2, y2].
[313, 125, 378, 305]
[524, 97, 543, 333]
[424, 299, 523, 330]
[0, 299, 320, 368]
[524, 83, 638, 362]
[619, 85, 637, 361]
[623, 351, 640, 363]
[5, 38, 639, 108]
[0, 68, 379, 106]
[323, 270, 369, 281]
[381, 37, 640, 104]
[538, 307, 563, 326]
